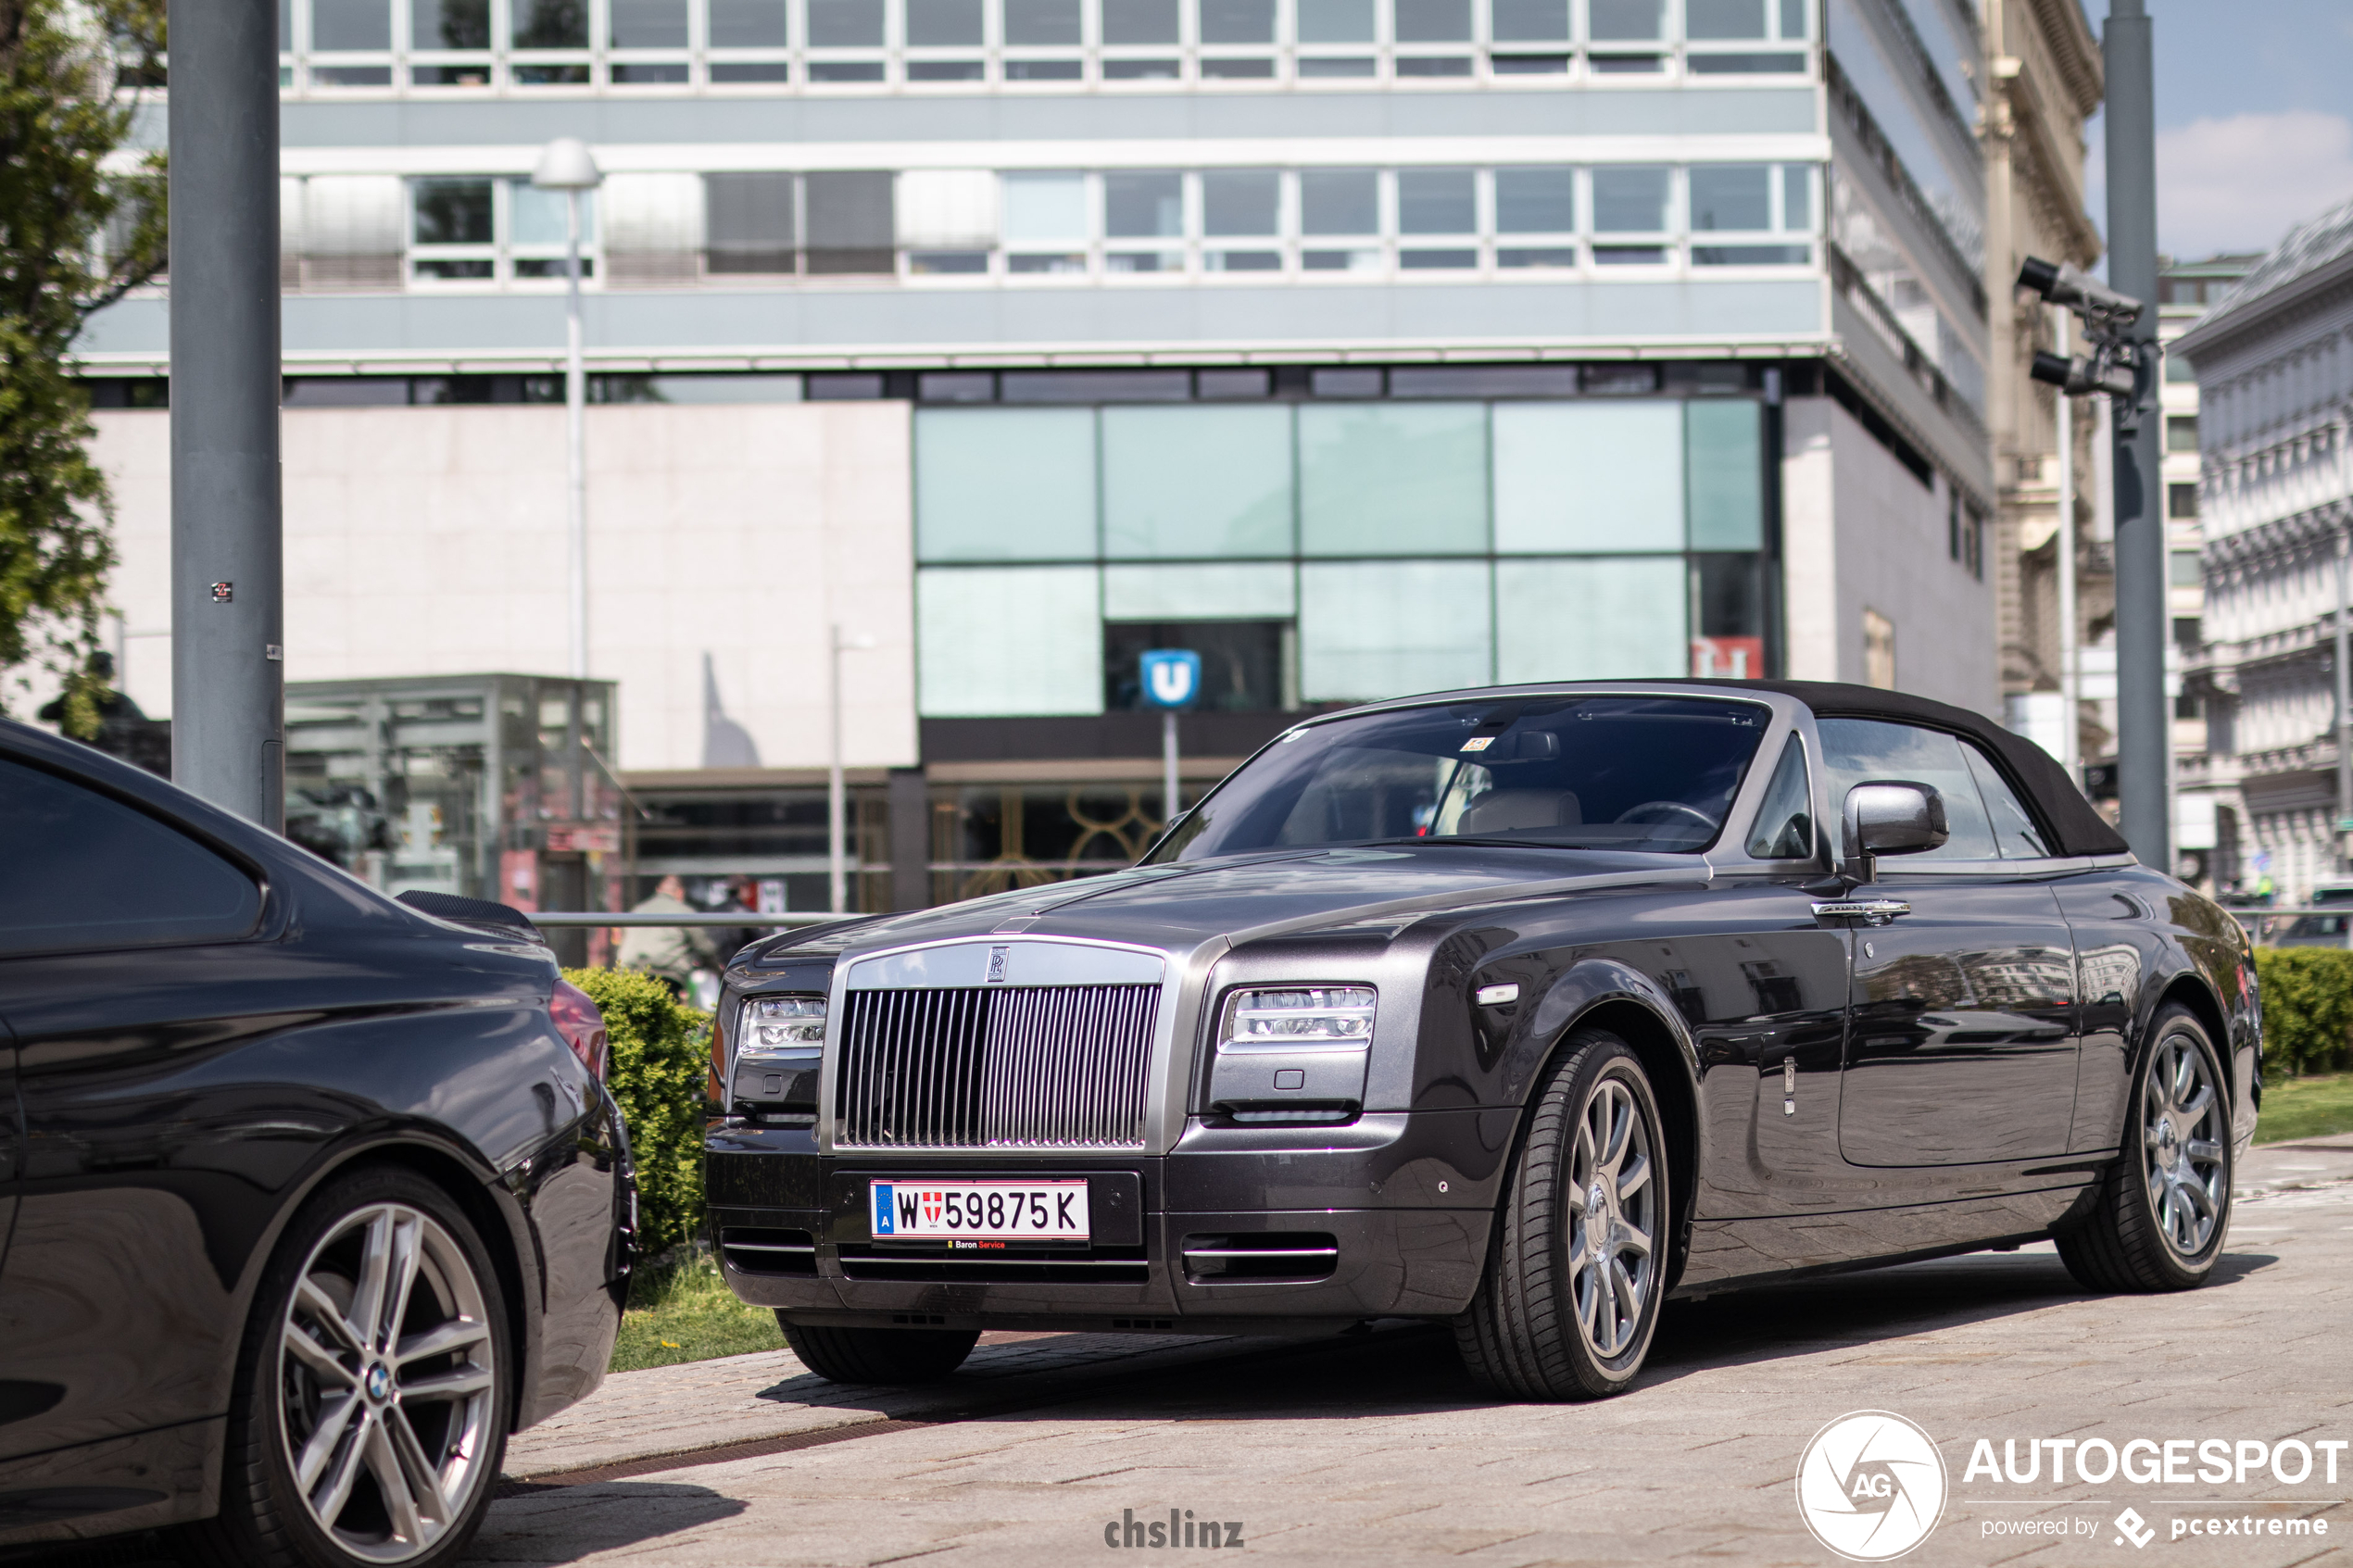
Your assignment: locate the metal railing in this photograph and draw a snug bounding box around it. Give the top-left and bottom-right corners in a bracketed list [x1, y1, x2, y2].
[2229, 908, 2353, 947]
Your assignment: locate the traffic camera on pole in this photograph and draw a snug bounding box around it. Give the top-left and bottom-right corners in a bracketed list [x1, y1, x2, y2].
[2019, 255, 2146, 411]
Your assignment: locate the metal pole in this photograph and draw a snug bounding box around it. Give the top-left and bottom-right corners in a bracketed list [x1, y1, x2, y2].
[828, 624, 846, 914]
[564, 189, 588, 681]
[2105, 0, 2170, 870]
[167, 0, 283, 829]
[2336, 523, 2352, 874]
[1163, 709, 1180, 828]
[2056, 311, 2080, 781]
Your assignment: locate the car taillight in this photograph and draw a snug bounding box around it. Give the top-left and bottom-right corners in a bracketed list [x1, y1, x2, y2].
[549, 978, 610, 1082]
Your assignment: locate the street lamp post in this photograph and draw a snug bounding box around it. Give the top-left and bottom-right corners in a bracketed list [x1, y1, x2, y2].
[533, 138, 602, 682]
[828, 626, 879, 914]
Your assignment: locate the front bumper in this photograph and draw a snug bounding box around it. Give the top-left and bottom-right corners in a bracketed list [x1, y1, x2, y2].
[704, 1110, 1510, 1331]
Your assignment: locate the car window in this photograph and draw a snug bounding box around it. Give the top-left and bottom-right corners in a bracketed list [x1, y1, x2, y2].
[0, 756, 263, 955]
[1744, 735, 1814, 859]
[1963, 743, 2053, 859]
[1149, 695, 1770, 860]
[1816, 719, 2000, 861]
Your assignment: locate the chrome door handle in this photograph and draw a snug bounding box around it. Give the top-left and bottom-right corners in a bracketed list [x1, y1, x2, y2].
[1811, 899, 1911, 925]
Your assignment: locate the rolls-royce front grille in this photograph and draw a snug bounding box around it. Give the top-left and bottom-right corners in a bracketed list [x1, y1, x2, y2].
[836, 984, 1159, 1149]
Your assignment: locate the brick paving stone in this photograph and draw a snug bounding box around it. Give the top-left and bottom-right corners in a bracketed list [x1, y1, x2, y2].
[471, 1142, 2353, 1566]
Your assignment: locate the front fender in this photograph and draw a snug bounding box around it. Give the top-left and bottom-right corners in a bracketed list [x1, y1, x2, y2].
[1494, 957, 1704, 1110]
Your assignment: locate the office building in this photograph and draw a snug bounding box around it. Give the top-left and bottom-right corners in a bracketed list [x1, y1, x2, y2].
[77, 0, 2000, 910]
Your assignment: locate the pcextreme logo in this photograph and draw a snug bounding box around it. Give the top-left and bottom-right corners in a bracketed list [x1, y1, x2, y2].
[1795, 1411, 1951, 1562]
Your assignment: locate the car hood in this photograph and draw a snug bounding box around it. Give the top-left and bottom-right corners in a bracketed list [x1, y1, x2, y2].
[750, 844, 1715, 970]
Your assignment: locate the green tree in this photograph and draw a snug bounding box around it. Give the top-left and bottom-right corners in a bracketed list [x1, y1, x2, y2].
[0, 0, 164, 736]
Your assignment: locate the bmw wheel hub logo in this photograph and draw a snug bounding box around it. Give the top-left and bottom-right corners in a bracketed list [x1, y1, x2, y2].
[1795, 1411, 1947, 1561]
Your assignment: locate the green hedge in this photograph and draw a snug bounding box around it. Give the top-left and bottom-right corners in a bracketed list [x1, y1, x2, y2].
[2252, 947, 2353, 1079]
[565, 968, 711, 1256]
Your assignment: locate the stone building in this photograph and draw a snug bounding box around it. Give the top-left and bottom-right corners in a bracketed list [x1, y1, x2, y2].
[2175, 200, 2353, 904]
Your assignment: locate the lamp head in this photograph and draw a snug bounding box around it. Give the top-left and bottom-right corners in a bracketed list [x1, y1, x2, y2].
[533, 137, 602, 191]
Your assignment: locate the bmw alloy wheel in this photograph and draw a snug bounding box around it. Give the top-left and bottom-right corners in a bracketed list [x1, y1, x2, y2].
[276, 1201, 499, 1564]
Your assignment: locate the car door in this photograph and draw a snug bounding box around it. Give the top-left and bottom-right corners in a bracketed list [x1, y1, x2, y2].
[1819, 719, 2082, 1168]
[1670, 733, 1859, 1216]
[0, 750, 270, 1462]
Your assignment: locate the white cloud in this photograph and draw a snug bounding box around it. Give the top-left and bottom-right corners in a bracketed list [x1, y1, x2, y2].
[2150, 110, 2353, 259]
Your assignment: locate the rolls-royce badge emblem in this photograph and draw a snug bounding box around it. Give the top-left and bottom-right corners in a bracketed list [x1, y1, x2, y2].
[987, 946, 1009, 984]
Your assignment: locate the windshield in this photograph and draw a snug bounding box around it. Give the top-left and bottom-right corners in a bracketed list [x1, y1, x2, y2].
[1147, 695, 1771, 862]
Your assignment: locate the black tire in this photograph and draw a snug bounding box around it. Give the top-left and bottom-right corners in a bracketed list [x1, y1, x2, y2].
[1454, 1030, 1670, 1400]
[780, 1319, 979, 1384]
[2056, 1004, 2232, 1293]
[179, 1167, 512, 1568]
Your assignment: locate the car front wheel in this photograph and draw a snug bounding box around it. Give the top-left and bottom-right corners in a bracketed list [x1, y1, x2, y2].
[182, 1167, 510, 1568]
[2056, 1004, 2233, 1292]
[1455, 1028, 1668, 1400]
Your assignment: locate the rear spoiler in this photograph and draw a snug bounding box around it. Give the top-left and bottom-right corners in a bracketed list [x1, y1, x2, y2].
[396, 889, 549, 947]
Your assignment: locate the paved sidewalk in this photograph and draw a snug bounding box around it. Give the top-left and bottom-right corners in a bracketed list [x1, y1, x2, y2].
[471, 1139, 2353, 1567]
[503, 1330, 1271, 1479]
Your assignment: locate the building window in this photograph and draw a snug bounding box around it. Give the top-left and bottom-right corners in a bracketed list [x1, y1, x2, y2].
[2168, 414, 2200, 453]
[1587, 0, 1666, 71]
[407, 178, 598, 282]
[1202, 169, 1282, 270]
[1493, 166, 1576, 269]
[1863, 608, 1896, 689]
[2169, 482, 2200, 520]
[704, 172, 795, 272]
[912, 395, 1771, 715]
[2165, 350, 2196, 383]
[1688, 162, 1811, 265]
[2171, 550, 2203, 587]
[1590, 165, 1670, 266]
[1300, 168, 1380, 270]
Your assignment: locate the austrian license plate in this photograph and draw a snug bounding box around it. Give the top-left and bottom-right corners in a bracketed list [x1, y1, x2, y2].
[868, 1180, 1090, 1242]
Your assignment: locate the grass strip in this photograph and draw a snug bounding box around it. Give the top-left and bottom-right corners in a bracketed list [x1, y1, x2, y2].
[2255, 1070, 2353, 1145]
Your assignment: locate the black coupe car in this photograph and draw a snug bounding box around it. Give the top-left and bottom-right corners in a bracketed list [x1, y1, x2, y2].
[0, 718, 634, 1564]
[707, 680, 2257, 1400]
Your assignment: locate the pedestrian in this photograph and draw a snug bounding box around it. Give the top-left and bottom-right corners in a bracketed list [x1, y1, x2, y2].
[616, 874, 719, 997]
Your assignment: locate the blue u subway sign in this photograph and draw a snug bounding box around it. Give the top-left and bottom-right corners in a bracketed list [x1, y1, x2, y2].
[1140, 649, 1201, 710]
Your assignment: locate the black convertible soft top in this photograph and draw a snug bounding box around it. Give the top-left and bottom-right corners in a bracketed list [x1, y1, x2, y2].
[1703, 679, 2131, 859]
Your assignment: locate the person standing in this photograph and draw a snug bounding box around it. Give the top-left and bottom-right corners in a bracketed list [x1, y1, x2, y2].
[616, 874, 719, 996]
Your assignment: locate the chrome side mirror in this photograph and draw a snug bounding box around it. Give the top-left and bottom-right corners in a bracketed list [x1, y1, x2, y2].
[1842, 780, 1948, 884]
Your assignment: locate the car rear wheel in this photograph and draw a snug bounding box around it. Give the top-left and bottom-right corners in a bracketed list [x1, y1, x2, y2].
[182, 1168, 510, 1568]
[780, 1320, 979, 1384]
[1454, 1029, 1668, 1400]
[2055, 1005, 2232, 1292]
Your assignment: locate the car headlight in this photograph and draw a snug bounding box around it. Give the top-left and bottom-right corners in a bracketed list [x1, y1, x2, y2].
[1219, 986, 1376, 1052]
[737, 996, 825, 1060]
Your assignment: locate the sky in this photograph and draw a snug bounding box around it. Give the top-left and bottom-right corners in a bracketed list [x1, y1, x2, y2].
[2078, 0, 2353, 263]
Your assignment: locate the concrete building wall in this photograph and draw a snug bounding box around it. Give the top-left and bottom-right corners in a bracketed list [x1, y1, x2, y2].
[89, 400, 920, 773]
[1781, 393, 1997, 712]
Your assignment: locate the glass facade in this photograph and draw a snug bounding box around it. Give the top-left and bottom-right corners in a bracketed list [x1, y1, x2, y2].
[913, 393, 1770, 713]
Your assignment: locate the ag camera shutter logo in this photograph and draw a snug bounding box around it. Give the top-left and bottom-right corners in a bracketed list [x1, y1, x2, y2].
[1795, 1411, 1948, 1561]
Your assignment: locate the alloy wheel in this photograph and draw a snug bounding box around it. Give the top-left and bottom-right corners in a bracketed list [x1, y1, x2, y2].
[1567, 1073, 1657, 1361]
[276, 1201, 498, 1564]
[2142, 1033, 2227, 1260]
